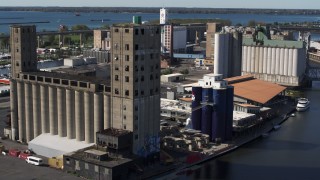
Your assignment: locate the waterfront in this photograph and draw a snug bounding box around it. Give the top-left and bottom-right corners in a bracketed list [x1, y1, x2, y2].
[2, 11, 320, 35]
[175, 89, 320, 180]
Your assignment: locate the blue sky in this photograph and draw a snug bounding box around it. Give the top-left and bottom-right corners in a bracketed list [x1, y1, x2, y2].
[0, 0, 319, 9]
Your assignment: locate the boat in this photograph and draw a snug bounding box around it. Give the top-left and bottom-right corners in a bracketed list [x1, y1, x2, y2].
[296, 98, 310, 112]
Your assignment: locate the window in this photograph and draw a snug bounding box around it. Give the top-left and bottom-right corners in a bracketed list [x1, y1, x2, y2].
[124, 124, 126, 129]
[155, 74, 159, 79]
[155, 64, 159, 69]
[156, 28, 160, 34]
[150, 75, 153, 80]
[135, 90, 138, 96]
[135, 134, 139, 140]
[125, 44, 129, 50]
[150, 89, 153, 95]
[141, 29, 144, 35]
[125, 65, 129, 71]
[125, 29, 129, 33]
[141, 76, 144, 82]
[125, 55, 129, 61]
[150, 66, 154, 72]
[124, 115, 126, 120]
[115, 75, 119, 81]
[150, 53, 153, 59]
[75, 161, 80, 170]
[115, 88, 119, 94]
[16, 62, 19, 66]
[114, 28, 119, 32]
[115, 65, 119, 70]
[125, 90, 129, 96]
[16, 49, 19, 52]
[135, 106, 138, 111]
[155, 87, 159, 93]
[141, 66, 144, 71]
[85, 163, 89, 170]
[135, 44, 139, 50]
[125, 76, 129, 82]
[135, 29, 139, 35]
[135, 77, 138, 82]
[114, 55, 118, 61]
[141, 55, 144, 61]
[135, 55, 139, 61]
[123, 105, 126, 110]
[95, 165, 99, 173]
[141, 90, 144, 95]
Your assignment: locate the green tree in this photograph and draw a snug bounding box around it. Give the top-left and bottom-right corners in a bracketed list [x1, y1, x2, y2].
[71, 24, 90, 31]
[180, 68, 189, 75]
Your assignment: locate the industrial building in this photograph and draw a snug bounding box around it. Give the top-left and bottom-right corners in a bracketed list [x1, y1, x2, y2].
[161, 25, 187, 53]
[160, 73, 185, 83]
[241, 26, 307, 86]
[191, 74, 234, 142]
[213, 28, 243, 78]
[160, 8, 168, 25]
[205, 23, 222, 60]
[9, 24, 161, 157]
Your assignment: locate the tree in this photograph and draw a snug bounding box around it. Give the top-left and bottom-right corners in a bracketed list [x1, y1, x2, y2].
[180, 68, 189, 75]
[248, 20, 257, 27]
[71, 24, 90, 31]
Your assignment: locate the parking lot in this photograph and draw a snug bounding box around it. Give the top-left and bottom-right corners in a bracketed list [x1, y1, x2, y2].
[0, 96, 81, 180]
[0, 154, 81, 180]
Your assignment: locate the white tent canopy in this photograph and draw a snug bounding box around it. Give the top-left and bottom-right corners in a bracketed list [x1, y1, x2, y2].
[28, 133, 94, 158]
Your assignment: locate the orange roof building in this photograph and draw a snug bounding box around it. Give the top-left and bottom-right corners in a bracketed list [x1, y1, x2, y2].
[225, 75, 287, 105]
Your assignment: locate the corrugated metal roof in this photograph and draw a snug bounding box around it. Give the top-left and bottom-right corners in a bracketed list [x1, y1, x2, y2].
[229, 78, 286, 104]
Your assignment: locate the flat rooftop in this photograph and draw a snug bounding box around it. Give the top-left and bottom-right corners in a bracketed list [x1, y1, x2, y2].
[233, 111, 256, 121]
[98, 128, 132, 137]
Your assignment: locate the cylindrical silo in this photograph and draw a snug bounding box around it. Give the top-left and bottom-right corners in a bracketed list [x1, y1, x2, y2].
[32, 83, 41, 138]
[263, 47, 268, 74]
[40, 84, 49, 133]
[17, 81, 25, 142]
[271, 48, 276, 74]
[75, 90, 84, 141]
[258, 47, 263, 73]
[10, 80, 18, 141]
[267, 47, 272, 74]
[104, 94, 111, 129]
[247, 46, 252, 72]
[254, 47, 259, 73]
[250, 46, 255, 73]
[225, 86, 234, 141]
[275, 48, 280, 75]
[214, 33, 225, 75]
[242, 46, 248, 72]
[25, 83, 33, 142]
[57, 87, 66, 137]
[191, 86, 202, 130]
[94, 93, 103, 143]
[66, 89, 75, 139]
[84, 91, 93, 143]
[201, 88, 213, 137]
[49, 86, 57, 135]
[292, 48, 298, 77]
[284, 48, 289, 76]
[280, 48, 285, 75]
[212, 89, 226, 142]
[288, 49, 293, 76]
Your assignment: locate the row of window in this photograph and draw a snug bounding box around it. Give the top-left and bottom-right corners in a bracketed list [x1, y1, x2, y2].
[114, 88, 159, 96]
[114, 54, 159, 62]
[115, 74, 159, 82]
[114, 28, 160, 35]
[114, 64, 159, 72]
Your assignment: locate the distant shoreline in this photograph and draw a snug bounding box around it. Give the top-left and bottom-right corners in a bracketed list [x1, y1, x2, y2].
[1, 7, 320, 15]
